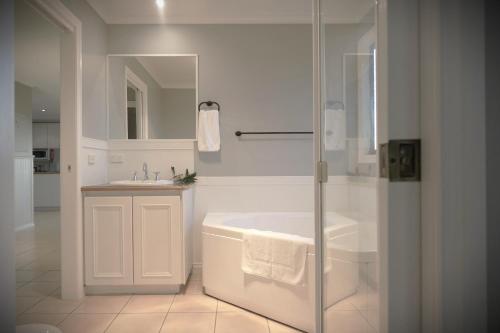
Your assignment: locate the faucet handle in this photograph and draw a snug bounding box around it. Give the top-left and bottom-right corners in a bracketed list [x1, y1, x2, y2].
[153, 171, 160, 181]
[132, 171, 137, 181]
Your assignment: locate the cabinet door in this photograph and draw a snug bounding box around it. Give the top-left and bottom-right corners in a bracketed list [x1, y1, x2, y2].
[32, 123, 48, 148]
[84, 196, 133, 286]
[133, 196, 182, 285]
[47, 123, 60, 148]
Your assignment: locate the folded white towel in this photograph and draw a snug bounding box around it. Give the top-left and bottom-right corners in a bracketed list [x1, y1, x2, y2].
[197, 110, 220, 152]
[325, 108, 346, 151]
[242, 229, 272, 279]
[270, 235, 308, 285]
[242, 230, 308, 286]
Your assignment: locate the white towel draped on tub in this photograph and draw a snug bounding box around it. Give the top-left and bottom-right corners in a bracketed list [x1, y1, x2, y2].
[197, 110, 220, 152]
[324, 108, 346, 151]
[242, 229, 308, 285]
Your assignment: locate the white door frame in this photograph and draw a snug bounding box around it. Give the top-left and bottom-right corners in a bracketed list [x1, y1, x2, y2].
[377, 0, 421, 332]
[27, 0, 84, 299]
[419, 0, 488, 331]
[125, 66, 148, 139]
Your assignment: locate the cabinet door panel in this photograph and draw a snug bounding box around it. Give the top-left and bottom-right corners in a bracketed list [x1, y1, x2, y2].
[133, 196, 181, 285]
[84, 197, 133, 286]
[47, 123, 60, 148]
[32, 123, 48, 148]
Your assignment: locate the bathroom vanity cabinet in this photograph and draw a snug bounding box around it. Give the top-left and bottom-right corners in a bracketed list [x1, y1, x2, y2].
[81, 185, 193, 293]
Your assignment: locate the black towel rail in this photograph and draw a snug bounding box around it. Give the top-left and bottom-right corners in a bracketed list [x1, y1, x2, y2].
[235, 131, 313, 137]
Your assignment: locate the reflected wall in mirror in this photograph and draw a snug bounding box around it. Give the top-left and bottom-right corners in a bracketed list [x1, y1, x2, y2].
[343, 26, 376, 164]
[108, 55, 198, 140]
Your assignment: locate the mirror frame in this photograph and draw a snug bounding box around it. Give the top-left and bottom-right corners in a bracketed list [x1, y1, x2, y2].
[106, 54, 199, 142]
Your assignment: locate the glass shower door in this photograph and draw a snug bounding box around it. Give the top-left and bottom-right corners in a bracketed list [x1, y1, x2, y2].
[316, 0, 379, 331]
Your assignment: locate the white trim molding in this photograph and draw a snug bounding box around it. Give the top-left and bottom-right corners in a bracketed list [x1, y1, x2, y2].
[108, 139, 194, 151]
[81, 137, 109, 151]
[29, 0, 84, 300]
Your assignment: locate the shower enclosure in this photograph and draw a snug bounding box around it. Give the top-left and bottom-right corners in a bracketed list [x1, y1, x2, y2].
[314, 0, 379, 332]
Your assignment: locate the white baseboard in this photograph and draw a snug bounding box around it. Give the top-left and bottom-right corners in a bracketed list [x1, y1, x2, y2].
[34, 207, 60, 212]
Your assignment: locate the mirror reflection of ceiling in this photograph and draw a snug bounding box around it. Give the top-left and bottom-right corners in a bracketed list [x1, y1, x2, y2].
[15, 0, 61, 122]
[86, 0, 374, 24]
[136, 56, 196, 89]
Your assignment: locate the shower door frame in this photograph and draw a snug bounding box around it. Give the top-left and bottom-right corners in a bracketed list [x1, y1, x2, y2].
[313, 0, 422, 332]
[312, 0, 324, 331]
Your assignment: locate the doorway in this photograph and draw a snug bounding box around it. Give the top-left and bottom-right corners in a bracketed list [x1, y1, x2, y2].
[14, 0, 63, 307]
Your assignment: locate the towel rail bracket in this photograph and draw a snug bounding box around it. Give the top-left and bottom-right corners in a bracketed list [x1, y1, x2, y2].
[198, 101, 220, 111]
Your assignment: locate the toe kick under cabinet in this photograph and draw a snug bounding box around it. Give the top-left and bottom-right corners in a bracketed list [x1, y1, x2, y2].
[82, 186, 193, 294]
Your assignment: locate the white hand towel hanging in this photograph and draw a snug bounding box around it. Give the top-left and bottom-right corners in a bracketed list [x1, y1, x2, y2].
[324, 108, 346, 151]
[198, 110, 220, 152]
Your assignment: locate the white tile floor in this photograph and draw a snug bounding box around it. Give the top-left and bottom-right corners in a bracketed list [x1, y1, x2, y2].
[15, 211, 378, 333]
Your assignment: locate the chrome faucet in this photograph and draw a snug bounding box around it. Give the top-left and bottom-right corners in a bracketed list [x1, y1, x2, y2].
[142, 162, 149, 180]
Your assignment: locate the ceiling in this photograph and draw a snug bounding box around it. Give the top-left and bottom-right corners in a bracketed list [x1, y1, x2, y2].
[15, 0, 60, 122]
[136, 56, 197, 89]
[86, 0, 374, 24]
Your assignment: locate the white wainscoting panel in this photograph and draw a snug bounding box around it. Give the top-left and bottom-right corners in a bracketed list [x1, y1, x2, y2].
[15, 155, 34, 231]
[193, 176, 360, 263]
[107, 140, 194, 181]
[81, 137, 109, 186]
[347, 176, 378, 223]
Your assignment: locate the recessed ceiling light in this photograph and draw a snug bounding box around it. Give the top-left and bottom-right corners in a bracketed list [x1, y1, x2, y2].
[41, 108, 47, 112]
[155, 0, 165, 9]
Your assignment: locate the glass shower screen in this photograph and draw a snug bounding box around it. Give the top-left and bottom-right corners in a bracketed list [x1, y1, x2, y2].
[317, 0, 379, 331]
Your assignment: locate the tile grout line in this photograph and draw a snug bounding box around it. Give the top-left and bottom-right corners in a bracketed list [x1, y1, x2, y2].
[157, 294, 176, 333]
[102, 313, 119, 333]
[117, 294, 134, 314]
[355, 307, 379, 333]
[213, 299, 219, 333]
[101, 294, 131, 333]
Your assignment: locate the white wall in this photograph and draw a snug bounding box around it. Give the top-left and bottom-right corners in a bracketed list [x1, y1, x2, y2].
[107, 24, 314, 176]
[61, 0, 108, 140]
[161, 88, 196, 139]
[0, 0, 16, 330]
[81, 137, 108, 186]
[15, 82, 32, 153]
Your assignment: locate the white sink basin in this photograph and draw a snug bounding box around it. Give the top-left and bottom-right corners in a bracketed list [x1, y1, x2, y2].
[110, 179, 174, 186]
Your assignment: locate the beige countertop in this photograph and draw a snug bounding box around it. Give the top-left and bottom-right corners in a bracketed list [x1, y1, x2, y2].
[81, 183, 192, 192]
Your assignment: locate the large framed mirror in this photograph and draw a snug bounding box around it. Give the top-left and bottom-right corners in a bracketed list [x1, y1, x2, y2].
[107, 54, 198, 140]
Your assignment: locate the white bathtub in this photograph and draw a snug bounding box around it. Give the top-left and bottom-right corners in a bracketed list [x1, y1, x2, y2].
[202, 212, 376, 332]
